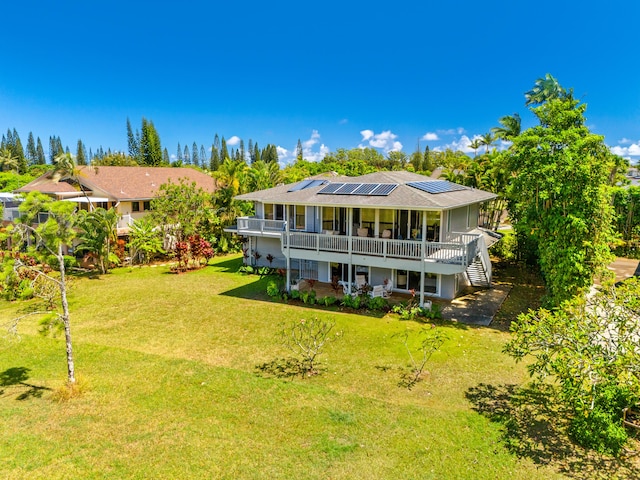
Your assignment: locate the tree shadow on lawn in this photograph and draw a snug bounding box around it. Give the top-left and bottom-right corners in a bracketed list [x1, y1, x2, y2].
[465, 382, 640, 479]
[221, 275, 274, 301]
[209, 257, 244, 272]
[0, 367, 51, 400]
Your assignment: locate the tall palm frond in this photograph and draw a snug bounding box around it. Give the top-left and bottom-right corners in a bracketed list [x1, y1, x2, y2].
[479, 133, 496, 153]
[468, 138, 482, 158]
[0, 148, 19, 172]
[524, 74, 567, 106]
[491, 113, 522, 141]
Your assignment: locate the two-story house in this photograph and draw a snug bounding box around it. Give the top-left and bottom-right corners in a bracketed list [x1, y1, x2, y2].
[16, 166, 216, 235]
[228, 170, 498, 306]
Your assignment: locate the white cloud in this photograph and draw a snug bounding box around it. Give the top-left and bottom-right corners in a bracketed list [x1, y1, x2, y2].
[227, 135, 241, 146]
[611, 143, 640, 158]
[611, 146, 626, 156]
[360, 129, 374, 141]
[306, 144, 330, 163]
[434, 134, 481, 154]
[359, 129, 403, 152]
[278, 130, 329, 165]
[619, 137, 633, 144]
[422, 132, 439, 141]
[276, 146, 289, 158]
[303, 130, 321, 149]
[437, 127, 466, 136]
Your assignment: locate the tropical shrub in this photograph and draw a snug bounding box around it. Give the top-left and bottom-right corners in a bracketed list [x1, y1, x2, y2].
[568, 385, 634, 455]
[300, 290, 316, 305]
[171, 235, 214, 272]
[504, 278, 640, 455]
[266, 280, 280, 299]
[319, 296, 338, 307]
[127, 217, 165, 265]
[367, 296, 388, 311]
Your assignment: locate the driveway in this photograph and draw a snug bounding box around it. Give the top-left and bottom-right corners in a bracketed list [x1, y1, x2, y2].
[605, 257, 640, 284]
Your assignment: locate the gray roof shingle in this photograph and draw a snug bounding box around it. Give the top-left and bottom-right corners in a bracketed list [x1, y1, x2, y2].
[236, 171, 496, 210]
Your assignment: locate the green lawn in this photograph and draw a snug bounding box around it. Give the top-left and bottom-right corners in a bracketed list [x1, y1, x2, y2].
[0, 256, 635, 479]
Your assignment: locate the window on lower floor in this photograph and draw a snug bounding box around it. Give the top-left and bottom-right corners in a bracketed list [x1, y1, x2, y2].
[132, 202, 140, 212]
[395, 270, 437, 294]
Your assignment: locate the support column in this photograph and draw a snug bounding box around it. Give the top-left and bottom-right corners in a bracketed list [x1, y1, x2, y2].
[347, 208, 353, 294]
[285, 208, 291, 291]
[419, 211, 427, 307]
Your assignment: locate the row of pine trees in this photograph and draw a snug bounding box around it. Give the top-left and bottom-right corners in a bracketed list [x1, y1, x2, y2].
[0, 118, 280, 174]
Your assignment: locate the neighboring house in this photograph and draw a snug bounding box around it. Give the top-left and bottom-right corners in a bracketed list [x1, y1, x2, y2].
[227, 170, 499, 306]
[15, 166, 216, 235]
[0, 192, 23, 223]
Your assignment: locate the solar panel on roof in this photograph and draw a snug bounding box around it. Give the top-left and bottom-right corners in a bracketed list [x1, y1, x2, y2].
[288, 179, 327, 192]
[335, 183, 361, 194]
[307, 179, 327, 188]
[352, 183, 379, 195]
[318, 182, 398, 196]
[370, 183, 398, 196]
[288, 180, 313, 192]
[407, 180, 466, 194]
[318, 183, 345, 194]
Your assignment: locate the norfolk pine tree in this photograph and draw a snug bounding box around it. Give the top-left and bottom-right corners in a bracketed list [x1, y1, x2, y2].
[26, 132, 38, 166]
[36, 137, 46, 164]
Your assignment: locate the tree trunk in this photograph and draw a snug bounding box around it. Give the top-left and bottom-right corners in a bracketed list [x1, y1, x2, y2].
[58, 243, 76, 384]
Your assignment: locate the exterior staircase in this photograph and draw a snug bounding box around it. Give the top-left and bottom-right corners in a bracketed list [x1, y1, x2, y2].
[465, 254, 491, 287]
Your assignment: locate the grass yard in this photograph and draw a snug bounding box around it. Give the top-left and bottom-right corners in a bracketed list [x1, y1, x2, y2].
[0, 255, 637, 479]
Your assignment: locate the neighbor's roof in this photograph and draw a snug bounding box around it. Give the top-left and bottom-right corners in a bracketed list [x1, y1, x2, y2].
[16, 166, 216, 201]
[235, 170, 497, 210]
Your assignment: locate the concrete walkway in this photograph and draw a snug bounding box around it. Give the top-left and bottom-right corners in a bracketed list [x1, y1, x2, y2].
[439, 283, 512, 326]
[439, 257, 640, 327]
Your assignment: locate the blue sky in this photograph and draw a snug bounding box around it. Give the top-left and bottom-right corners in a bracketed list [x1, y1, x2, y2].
[2, 1, 639, 165]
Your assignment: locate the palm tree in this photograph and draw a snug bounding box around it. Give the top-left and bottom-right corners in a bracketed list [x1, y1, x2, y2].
[0, 148, 19, 172]
[479, 133, 496, 154]
[468, 138, 482, 158]
[76, 208, 120, 274]
[524, 73, 567, 106]
[214, 158, 248, 195]
[491, 113, 522, 141]
[52, 152, 94, 207]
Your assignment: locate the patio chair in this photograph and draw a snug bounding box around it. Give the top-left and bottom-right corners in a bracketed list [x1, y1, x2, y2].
[381, 229, 392, 239]
[357, 227, 369, 237]
[383, 280, 393, 298]
[370, 285, 385, 298]
[338, 280, 352, 296]
[355, 275, 367, 292]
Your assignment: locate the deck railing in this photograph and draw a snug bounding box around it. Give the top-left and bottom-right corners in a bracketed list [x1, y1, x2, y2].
[234, 218, 482, 267]
[282, 231, 478, 266]
[118, 214, 134, 230]
[236, 217, 287, 233]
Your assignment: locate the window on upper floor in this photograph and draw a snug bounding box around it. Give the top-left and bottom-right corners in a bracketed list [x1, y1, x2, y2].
[264, 203, 274, 219]
[289, 205, 305, 230]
